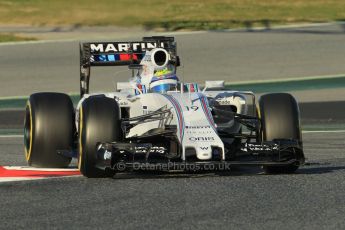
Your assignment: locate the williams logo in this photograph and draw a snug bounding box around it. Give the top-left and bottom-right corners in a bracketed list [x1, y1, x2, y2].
[200, 146, 209, 150]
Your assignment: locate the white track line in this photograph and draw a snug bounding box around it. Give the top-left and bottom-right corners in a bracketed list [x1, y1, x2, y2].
[3, 166, 79, 171]
[0, 175, 81, 183]
[302, 130, 345, 134]
[229, 74, 345, 85]
[0, 31, 207, 46]
[0, 39, 77, 46]
[220, 21, 345, 32]
[0, 135, 23, 138]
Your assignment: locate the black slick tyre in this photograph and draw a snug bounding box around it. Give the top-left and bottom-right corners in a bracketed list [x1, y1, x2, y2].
[78, 96, 121, 178]
[24, 93, 74, 167]
[258, 93, 303, 174]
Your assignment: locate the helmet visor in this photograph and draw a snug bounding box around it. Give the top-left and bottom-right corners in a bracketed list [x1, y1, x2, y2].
[150, 79, 178, 93]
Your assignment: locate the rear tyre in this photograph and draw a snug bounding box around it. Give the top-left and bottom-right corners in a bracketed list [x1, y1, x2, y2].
[78, 96, 121, 178]
[258, 93, 303, 174]
[24, 93, 74, 167]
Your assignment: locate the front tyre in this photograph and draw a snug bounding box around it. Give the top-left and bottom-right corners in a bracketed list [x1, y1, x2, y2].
[78, 96, 121, 178]
[258, 93, 304, 174]
[24, 93, 74, 167]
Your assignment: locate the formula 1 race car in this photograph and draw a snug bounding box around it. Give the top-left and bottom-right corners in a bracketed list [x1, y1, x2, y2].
[24, 36, 305, 177]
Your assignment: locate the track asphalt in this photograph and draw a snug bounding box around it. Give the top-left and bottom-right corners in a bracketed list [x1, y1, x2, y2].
[0, 132, 345, 229]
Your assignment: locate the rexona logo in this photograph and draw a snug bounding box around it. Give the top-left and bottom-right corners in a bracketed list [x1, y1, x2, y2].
[189, 137, 215, 142]
[90, 42, 165, 53]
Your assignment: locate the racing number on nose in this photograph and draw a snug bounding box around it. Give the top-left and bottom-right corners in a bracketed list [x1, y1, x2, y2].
[185, 106, 199, 111]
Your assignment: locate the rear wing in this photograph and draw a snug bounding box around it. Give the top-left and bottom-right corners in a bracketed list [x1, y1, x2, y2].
[79, 36, 179, 97]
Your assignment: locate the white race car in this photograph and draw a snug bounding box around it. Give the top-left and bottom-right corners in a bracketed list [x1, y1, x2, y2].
[24, 36, 305, 177]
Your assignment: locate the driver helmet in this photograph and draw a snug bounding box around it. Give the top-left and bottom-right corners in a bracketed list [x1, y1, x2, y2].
[149, 65, 179, 93]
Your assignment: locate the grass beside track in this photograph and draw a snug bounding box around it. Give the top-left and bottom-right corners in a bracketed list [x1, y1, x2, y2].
[225, 75, 345, 93]
[0, 33, 36, 42]
[1, 75, 344, 110]
[0, 0, 345, 30]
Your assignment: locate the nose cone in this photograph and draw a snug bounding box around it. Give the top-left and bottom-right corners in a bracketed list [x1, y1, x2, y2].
[195, 145, 212, 160]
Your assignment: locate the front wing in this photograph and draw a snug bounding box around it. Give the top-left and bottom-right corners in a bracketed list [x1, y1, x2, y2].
[93, 139, 304, 172]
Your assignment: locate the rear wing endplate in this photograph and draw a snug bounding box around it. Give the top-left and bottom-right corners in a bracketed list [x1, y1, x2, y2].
[79, 36, 178, 97]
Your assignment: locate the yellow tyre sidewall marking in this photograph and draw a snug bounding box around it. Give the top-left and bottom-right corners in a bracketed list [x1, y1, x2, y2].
[25, 101, 33, 162]
[78, 106, 83, 170]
